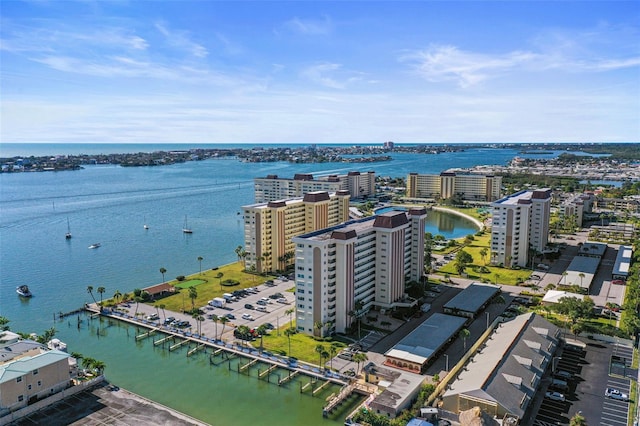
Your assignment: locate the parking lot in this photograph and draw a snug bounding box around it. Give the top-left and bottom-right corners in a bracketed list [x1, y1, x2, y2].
[532, 338, 633, 426]
[128, 276, 297, 340]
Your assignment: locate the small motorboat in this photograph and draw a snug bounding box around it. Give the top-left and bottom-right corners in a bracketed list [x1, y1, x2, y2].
[88, 243, 101, 249]
[16, 285, 32, 297]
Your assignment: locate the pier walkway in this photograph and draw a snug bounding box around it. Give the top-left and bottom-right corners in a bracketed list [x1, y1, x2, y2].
[85, 306, 351, 387]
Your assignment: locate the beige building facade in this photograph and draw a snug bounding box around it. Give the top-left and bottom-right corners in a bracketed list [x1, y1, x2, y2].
[292, 208, 427, 337]
[491, 189, 551, 267]
[406, 172, 502, 202]
[243, 191, 350, 274]
[254, 171, 375, 203]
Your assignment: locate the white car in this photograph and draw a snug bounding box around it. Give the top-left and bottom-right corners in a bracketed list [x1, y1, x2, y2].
[241, 313, 254, 321]
[145, 313, 159, 321]
[605, 388, 629, 401]
[545, 391, 565, 402]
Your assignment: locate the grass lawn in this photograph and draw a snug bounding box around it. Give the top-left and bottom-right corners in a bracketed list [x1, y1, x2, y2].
[260, 326, 348, 365]
[174, 279, 206, 289]
[434, 232, 532, 285]
[148, 261, 277, 312]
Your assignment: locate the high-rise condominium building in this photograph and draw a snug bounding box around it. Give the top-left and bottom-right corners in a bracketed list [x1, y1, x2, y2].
[406, 172, 502, 202]
[254, 171, 376, 203]
[292, 208, 427, 337]
[491, 189, 552, 267]
[242, 191, 350, 274]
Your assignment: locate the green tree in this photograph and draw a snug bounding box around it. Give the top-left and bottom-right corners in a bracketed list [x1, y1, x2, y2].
[285, 308, 295, 328]
[459, 328, 471, 351]
[479, 248, 488, 265]
[188, 287, 198, 311]
[216, 272, 224, 290]
[555, 296, 594, 325]
[160, 267, 167, 283]
[0, 316, 10, 331]
[219, 316, 229, 340]
[97, 286, 106, 305]
[113, 290, 122, 303]
[284, 327, 296, 356]
[86, 286, 97, 305]
[352, 352, 368, 375]
[315, 344, 325, 368]
[314, 320, 324, 337]
[197, 256, 204, 274]
[329, 343, 340, 370]
[569, 412, 587, 426]
[256, 324, 269, 352]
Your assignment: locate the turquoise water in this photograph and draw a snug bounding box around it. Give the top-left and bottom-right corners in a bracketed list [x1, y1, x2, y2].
[375, 207, 478, 239]
[57, 313, 358, 425]
[0, 144, 545, 424]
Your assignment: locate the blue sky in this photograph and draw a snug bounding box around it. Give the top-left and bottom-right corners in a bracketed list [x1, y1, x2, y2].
[1, 1, 639, 143]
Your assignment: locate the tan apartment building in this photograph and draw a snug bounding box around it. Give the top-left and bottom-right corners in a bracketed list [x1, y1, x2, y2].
[491, 189, 551, 267]
[291, 208, 427, 337]
[243, 191, 350, 274]
[406, 172, 502, 202]
[0, 336, 72, 415]
[254, 171, 376, 203]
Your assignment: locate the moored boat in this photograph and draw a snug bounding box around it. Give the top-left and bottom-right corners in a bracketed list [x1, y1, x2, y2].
[182, 215, 193, 234]
[16, 285, 32, 297]
[88, 243, 101, 249]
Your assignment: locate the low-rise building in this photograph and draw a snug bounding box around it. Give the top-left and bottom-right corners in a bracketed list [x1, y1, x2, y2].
[384, 313, 467, 373]
[364, 363, 425, 419]
[0, 337, 72, 416]
[612, 245, 633, 281]
[443, 283, 501, 319]
[441, 313, 561, 422]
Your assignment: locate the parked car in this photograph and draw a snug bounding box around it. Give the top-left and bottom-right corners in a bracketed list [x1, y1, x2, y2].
[223, 313, 235, 320]
[530, 274, 542, 280]
[545, 391, 566, 402]
[256, 300, 267, 306]
[145, 313, 159, 321]
[605, 388, 629, 401]
[256, 306, 267, 312]
[554, 370, 572, 380]
[244, 303, 254, 310]
[264, 280, 275, 287]
[241, 313, 254, 321]
[277, 298, 288, 304]
[611, 279, 625, 285]
[537, 264, 550, 270]
[164, 316, 176, 325]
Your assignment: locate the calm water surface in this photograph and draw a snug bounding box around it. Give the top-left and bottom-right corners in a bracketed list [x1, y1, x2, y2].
[1, 144, 551, 424]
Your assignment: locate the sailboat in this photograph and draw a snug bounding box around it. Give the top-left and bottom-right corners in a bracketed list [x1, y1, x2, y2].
[182, 215, 193, 234]
[65, 217, 72, 239]
[144, 216, 149, 230]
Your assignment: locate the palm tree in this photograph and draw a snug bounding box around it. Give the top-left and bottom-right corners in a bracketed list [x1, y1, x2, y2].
[285, 308, 295, 328]
[256, 324, 269, 352]
[160, 267, 167, 283]
[0, 316, 10, 331]
[562, 271, 569, 286]
[92, 360, 106, 375]
[479, 248, 488, 265]
[578, 272, 585, 288]
[188, 287, 198, 311]
[314, 321, 324, 337]
[158, 304, 166, 322]
[315, 344, 325, 368]
[197, 256, 204, 274]
[215, 272, 224, 290]
[133, 296, 143, 316]
[329, 343, 340, 370]
[97, 286, 106, 305]
[113, 290, 122, 304]
[348, 299, 365, 340]
[494, 273, 501, 286]
[219, 316, 229, 340]
[284, 327, 296, 356]
[86, 286, 97, 305]
[459, 328, 471, 351]
[352, 352, 368, 375]
[235, 245, 243, 262]
[211, 315, 219, 339]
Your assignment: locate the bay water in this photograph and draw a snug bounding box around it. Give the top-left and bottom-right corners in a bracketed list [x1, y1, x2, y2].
[1, 144, 556, 424]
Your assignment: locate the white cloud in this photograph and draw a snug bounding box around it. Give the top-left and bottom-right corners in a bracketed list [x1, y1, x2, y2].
[281, 15, 333, 36]
[154, 21, 208, 58]
[300, 62, 366, 89]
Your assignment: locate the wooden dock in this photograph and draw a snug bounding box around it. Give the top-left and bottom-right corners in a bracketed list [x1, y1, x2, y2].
[278, 370, 299, 385]
[169, 339, 189, 352]
[322, 382, 371, 417]
[187, 344, 205, 357]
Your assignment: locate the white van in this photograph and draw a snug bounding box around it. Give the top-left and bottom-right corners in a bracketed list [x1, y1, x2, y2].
[223, 293, 234, 301]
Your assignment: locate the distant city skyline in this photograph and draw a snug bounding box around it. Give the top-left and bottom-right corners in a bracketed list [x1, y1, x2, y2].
[1, 1, 638, 143]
